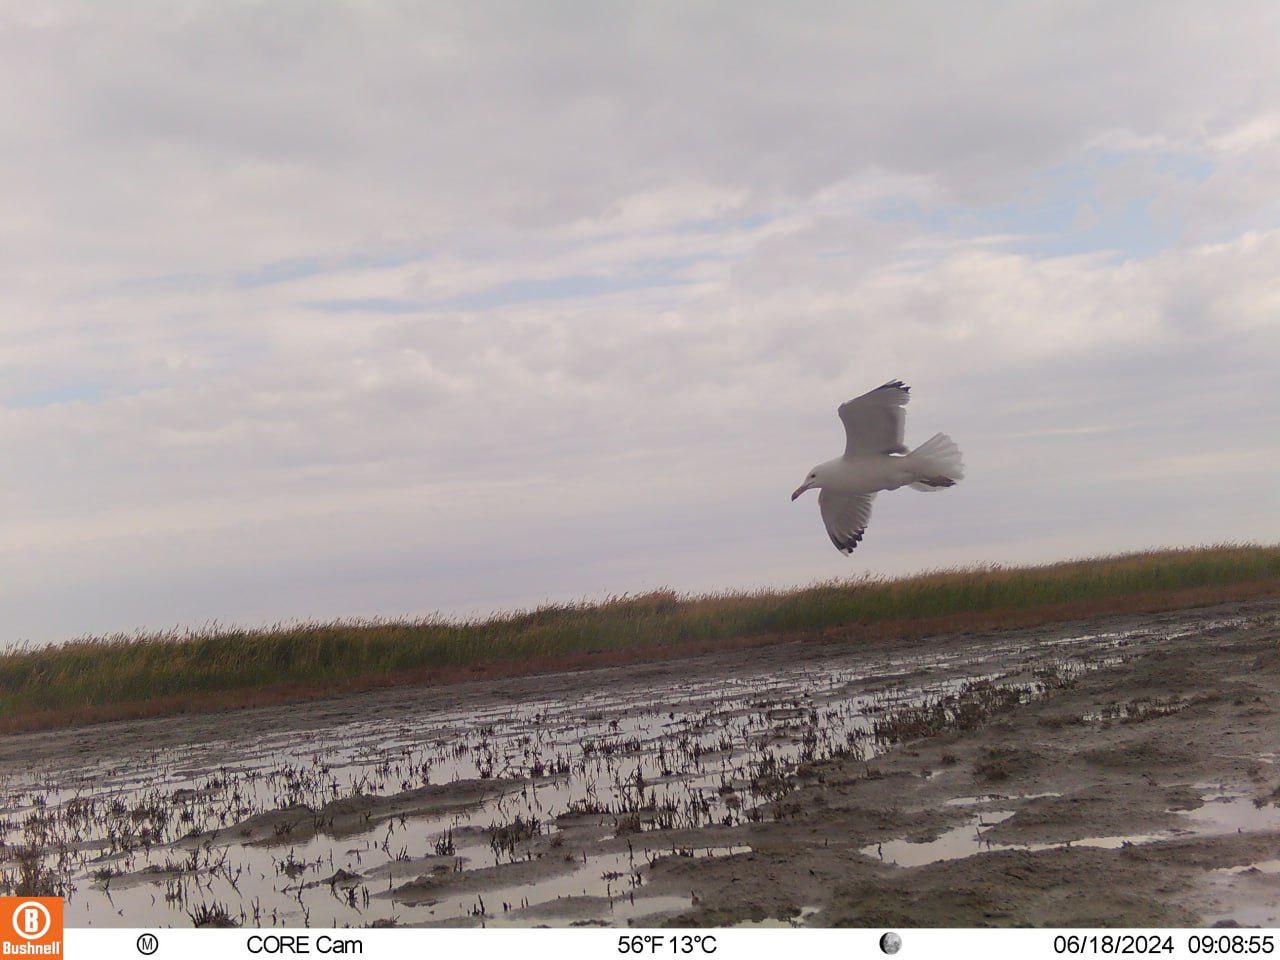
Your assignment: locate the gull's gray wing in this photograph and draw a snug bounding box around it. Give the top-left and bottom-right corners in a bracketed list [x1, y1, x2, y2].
[837, 380, 909, 456]
[818, 490, 876, 555]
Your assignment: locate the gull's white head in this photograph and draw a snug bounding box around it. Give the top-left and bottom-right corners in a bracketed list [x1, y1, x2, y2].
[791, 464, 824, 501]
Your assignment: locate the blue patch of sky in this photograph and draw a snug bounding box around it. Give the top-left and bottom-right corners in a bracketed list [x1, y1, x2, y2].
[105, 252, 420, 298]
[233, 257, 323, 288]
[441, 258, 699, 311]
[334, 250, 427, 272]
[871, 149, 1214, 260]
[5, 384, 104, 409]
[305, 254, 703, 314]
[121, 206, 752, 308]
[677, 211, 774, 235]
[76, 244, 704, 317]
[304, 297, 425, 314]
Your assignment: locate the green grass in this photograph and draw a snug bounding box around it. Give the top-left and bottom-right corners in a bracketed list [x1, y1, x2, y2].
[4, 544, 1279, 732]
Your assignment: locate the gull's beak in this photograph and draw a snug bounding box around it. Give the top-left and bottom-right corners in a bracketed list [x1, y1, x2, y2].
[791, 481, 813, 502]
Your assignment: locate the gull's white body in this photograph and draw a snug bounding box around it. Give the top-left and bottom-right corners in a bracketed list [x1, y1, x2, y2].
[791, 380, 963, 554]
[808, 453, 920, 495]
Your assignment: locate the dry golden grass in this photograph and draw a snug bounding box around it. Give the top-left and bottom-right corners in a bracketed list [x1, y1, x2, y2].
[3, 544, 1278, 734]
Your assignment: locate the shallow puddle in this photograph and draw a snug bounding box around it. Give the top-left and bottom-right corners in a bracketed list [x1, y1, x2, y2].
[1203, 861, 1280, 927]
[864, 810, 1019, 867]
[1183, 795, 1280, 834]
[864, 790, 1280, 869]
[944, 792, 1061, 807]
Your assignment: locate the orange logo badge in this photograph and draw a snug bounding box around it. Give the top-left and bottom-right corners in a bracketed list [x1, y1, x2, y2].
[1, 898, 63, 957]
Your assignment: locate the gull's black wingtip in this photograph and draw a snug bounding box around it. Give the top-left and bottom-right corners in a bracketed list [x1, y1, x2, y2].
[828, 528, 866, 554]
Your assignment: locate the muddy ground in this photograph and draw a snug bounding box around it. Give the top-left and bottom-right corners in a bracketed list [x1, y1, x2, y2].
[668, 601, 1280, 928]
[2, 598, 1278, 927]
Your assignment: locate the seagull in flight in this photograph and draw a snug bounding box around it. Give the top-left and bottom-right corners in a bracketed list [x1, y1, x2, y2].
[791, 381, 964, 554]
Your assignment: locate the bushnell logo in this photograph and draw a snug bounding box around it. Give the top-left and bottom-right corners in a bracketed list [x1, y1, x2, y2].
[1, 898, 63, 957]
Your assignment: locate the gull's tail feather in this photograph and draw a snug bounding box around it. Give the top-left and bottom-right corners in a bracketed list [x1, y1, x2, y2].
[907, 432, 963, 492]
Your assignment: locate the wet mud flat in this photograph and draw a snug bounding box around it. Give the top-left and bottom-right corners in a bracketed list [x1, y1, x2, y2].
[2, 597, 1278, 927]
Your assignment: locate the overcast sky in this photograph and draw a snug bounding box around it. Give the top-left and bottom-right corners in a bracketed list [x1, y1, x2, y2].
[3, 2, 1279, 646]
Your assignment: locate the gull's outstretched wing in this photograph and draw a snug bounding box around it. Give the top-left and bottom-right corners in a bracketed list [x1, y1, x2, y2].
[818, 490, 876, 555]
[837, 380, 909, 456]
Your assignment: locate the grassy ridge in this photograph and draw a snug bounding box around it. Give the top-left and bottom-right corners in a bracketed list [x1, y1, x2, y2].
[4, 544, 1280, 733]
